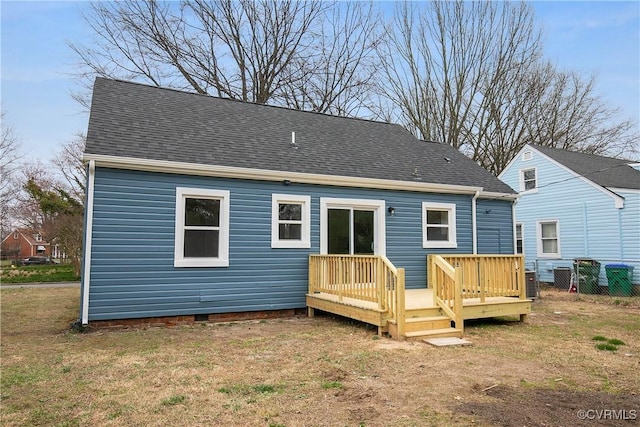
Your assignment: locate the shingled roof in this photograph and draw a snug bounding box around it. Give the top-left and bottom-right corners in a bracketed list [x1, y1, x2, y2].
[85, 78, 515, 194]
[532, 145, 640, 190]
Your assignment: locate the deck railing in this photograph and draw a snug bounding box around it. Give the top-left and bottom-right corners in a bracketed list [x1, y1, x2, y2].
[308, 254, 405, 334]
[439, 255, 526, 302]
[428, 255, 463, 330]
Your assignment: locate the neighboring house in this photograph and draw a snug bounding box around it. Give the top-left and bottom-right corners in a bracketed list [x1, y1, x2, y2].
[499, 144, 640, 289]
[1, 228, 50, 260]
[79, 78, 519, 326]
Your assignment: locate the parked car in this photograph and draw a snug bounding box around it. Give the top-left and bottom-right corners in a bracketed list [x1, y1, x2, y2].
[21, 256, 53, 265]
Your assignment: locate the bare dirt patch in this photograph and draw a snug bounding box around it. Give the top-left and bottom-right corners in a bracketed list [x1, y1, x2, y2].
[459, 384, 640, 427]
[1, 287, 639, 426]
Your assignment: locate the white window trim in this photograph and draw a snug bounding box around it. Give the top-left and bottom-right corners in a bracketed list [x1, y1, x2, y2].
[515, 222, 524, 255]
[519, 167, 538, 193]
[319, 197, 386, 256]
[422, 202, 457, 249]
[536, 219, 561, 258]
[174, 187, 230, 267]
[271, 194, 311, 248]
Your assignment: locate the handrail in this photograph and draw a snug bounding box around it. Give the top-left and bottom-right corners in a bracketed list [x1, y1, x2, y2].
[428, 255, 463, 332]
[309, 254, 405, 336]
[441, 255, 525, 301]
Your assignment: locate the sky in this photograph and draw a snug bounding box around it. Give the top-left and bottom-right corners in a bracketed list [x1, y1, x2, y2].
[1, 1, 639, 164]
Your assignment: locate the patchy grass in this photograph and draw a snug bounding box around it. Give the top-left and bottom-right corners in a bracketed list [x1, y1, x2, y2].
[0, 264, 78, 284]
[0, 287, 639, 426]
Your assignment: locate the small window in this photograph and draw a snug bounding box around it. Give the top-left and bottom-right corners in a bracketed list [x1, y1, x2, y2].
[13, 232, 18, 239]
[515, 223, 524, 254]
[271, 194, 311, 248]
[174, 187, 230, 267]
[35, 233, 42, 242]
[422, 202, 457, 248]
[537, 220, 560, 258]
[522, 150, 533, 161]
[520, 168, 537, 192]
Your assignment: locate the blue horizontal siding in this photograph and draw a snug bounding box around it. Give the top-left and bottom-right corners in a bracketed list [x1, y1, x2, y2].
[86, 167, 514, 321]
[501, 150, 640, 284]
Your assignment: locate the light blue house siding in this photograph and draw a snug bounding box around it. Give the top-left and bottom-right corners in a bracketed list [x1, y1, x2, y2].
[500, 150, 639, 286]
[83, 167, 514, 321]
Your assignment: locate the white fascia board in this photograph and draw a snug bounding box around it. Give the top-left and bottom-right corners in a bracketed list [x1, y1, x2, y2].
[477, 191, 519, 201]
[527, 146, 625, 209]
[83, 154, 492, 196]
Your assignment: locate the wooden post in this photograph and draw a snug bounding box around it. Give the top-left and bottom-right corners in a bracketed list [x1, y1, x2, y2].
[428, 255, 437, 306]
[396, 268, 406, 339]
[517, 256, 527, 300]
[377, 258, 384, 311]
[308, 255, 314, 294]
[454, 266, 464, 333]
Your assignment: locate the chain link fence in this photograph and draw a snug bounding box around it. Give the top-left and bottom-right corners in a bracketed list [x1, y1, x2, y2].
[524, 258, 638, 298]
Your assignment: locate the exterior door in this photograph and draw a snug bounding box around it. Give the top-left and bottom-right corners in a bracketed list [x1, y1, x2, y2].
[320, 198, 386, 256]
[327, 208, 374, 255]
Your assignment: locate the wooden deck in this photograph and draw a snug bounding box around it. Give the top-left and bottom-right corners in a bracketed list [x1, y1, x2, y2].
[307, 254, 532, 340]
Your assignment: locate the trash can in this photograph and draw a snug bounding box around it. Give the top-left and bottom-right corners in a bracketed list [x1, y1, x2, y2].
[553, 267, 571, 290]
[573, 259, 600, 294]
[525, 270, 537, 299]
[606, 264, 634, 297]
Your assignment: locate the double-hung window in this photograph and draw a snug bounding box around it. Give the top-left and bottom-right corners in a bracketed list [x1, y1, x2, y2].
[422, 202, 457, 248]
[271, 194, 311, 248]
[174, 187, 230, 267]
[520, 168, 537, 192]
[515, 223, 524, 254]
[537, 220, 560, 258]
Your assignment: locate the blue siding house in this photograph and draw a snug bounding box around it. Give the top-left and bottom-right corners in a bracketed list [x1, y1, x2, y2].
[79, 78, 518, 325]
[499, 144, 640, 291]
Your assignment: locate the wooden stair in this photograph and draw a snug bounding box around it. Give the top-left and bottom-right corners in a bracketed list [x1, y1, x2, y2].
[388, 315, 463, 340]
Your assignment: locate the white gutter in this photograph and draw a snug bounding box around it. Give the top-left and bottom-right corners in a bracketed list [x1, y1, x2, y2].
[83, 153, 494, 196]
[81, 160, 96, 325]
[472, 191, 480, 254]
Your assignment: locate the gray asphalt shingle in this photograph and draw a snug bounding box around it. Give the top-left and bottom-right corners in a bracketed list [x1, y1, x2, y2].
[532, 145, 640, 190]
[85, 78, 515, 194]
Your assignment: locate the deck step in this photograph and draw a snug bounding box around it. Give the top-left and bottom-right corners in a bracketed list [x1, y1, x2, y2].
[403, 316, 452, 333]
[404, 327, 463, 340]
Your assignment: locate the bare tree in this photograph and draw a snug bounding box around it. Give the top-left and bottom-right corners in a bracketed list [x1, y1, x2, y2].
[379, 1, 639, 174]
[70, 0, 381, 117]
[52, 133, 86, 203]
[279, 2, 383, 116]
[0, 112, 23, 239]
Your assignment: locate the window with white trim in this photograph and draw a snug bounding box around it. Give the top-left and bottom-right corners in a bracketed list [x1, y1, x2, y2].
[537, 220, 560, 258]
[515, 223, 524, 254]
[422, 202, 457, 248]
[271, 194, 311, 248]
[519, 168, 537, 192]
[522, 150, 533, 161]
[174, 187, 230, 267]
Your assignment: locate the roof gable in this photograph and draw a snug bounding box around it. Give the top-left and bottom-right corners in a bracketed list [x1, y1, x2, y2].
[84, 78, 514, 194]
[531, 145, 640, 190]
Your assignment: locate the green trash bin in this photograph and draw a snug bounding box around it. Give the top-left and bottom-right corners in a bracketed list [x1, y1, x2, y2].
[606, 264, 634, 297]
[573, 259, 600, 294]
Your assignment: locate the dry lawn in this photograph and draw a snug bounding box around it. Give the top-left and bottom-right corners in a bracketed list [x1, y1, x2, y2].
[1, 287, 639, 427]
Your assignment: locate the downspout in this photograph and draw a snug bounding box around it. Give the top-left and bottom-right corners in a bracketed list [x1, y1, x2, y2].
[81, 160, 96, 325]
[618, 209, 624, 260]
[582, 203, 589, 256]
[472, 191, 480, 254]
[512, 198, 518, 255]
